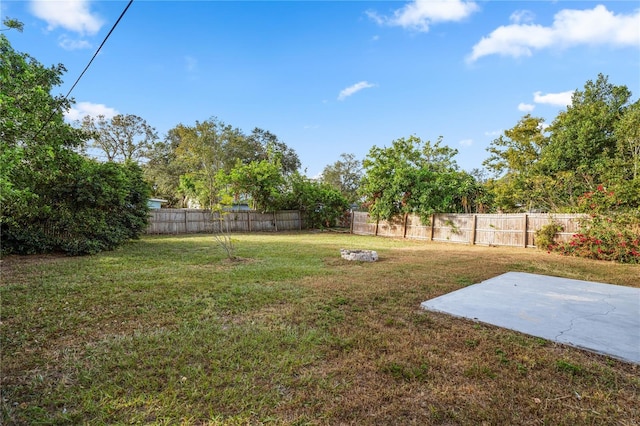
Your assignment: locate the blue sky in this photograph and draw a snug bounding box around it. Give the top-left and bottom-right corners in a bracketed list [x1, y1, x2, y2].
[3, 0, 639, 177]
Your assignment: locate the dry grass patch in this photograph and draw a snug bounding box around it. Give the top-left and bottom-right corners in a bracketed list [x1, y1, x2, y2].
[2, 233, 638, 424]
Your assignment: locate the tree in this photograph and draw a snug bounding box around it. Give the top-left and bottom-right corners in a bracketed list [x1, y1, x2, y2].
[541, 74, 632, 206]
[219, 160, 285, 212]
[360, 135, 477, 221]
[247, 127, 301, 175]
[321, 153, 362, 205]
[143, 128, 190, 206]
[483, 114, 549, 211]
[166, 119, 301, 208]
[1, 32, 85, 222]
[1, 33, 149, 255]
[1, 17, 24, 32]
[172, 117, 243, 208]
[81, 113, 158, 162]
[614, 100, 640, 180]
[278, 173, 349, 228]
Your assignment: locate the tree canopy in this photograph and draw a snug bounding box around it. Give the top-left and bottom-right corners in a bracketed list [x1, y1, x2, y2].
[360, 136, 485, 222]
[81, 113, 158, 162]
[321, 153, 363, 205]
[1, 33, 149, 255]
[143, 118, 301, 209]
[485, 74, 639, 213]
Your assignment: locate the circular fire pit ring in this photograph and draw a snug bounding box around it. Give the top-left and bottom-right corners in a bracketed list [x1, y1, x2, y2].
[340, 249, 379, 262]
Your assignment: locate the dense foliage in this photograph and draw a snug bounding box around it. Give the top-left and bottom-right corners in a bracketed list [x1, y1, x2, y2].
[218, 160, 285, 212]
[546, 186, 640, 263]
[320, 153, 363, 205]
[483, 75, 639, 263]
[277, 173, 349, 229]
[144, 120, 300, 208]
[1, 34, 149, 255]
[360, 136, 486, 223]
[485, 74, 639, 213]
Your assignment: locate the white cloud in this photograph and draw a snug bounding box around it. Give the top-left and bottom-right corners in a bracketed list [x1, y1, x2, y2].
[30, 0, 104, 35]
[65, 101, 119, 121]
[459, 138, 473, 147]
[338, 81, 376, 101]
[518, 103, 535, 112]
[533, 90, 573, 107]
[468, 5, 640, 62]
[367, 0, 479, 32]
[510, 10, 535, 24]
[484, 130, 502, 137]
[59, 35, 91, 50]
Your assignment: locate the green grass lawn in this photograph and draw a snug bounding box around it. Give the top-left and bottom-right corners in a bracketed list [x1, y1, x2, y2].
[2, 232, 639, 425]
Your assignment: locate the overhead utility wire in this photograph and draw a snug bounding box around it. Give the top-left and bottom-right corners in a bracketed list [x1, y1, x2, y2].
[32, 0, 134, 141]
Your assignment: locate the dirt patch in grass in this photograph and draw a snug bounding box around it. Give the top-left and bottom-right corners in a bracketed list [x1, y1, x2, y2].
[1, 253, 71, 284]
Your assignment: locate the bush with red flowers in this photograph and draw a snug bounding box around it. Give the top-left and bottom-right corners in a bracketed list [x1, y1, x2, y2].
[548, 185, 640, 263]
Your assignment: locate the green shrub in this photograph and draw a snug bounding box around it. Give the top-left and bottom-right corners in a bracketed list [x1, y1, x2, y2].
[546, 186, 640, 263]
[553, 213, 640, 263]
[2, 160, 150, 256]
[534, 221, 564, 250]
[278, 173, 349, 229]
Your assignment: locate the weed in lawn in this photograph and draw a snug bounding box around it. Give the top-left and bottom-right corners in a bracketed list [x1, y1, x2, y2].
[464, 339, 479, 348]
[464, 363, 497, 380]
[495, 348, 510, 365]
[380, 361, 430, 382]
[556, 359, 585, 376]
[516, 362, 528, 376]
[409, 311, 433, 327]
[455, 276, 475, 286]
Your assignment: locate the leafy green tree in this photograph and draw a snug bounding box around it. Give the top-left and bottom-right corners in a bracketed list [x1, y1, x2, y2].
[483, 114, 549, 211]
[1, 33, 149, 255]
[247, 127, 301, 175]
[166, 119, 300, 208]
[614, 100, 640, 181]
[172, 117, 244, 208]
[81, 113, 158, 162]
[541, 74, 632, 206]
[143, 128, 190, 206]
[1, 32, 85, 222]
[278, 173, 349, 228]
[360, 135, 478, 221]
[1, 17, 23, 32]
[219, 160, 285, 212]
[321, 153, 362, 205]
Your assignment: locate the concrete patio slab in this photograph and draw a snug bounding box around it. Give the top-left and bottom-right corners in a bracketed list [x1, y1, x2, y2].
[421, 272, 640, 364]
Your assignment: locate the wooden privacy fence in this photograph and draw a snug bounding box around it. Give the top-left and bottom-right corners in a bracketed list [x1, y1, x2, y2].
[351, 212, 584, 248]
[147, 209, 302, 234]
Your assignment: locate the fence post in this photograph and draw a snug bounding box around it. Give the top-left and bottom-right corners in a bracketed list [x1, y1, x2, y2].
[403, 213, 408, 239]
[471, 214, 477, 245]
[375, 218, 379, 236]
[183, 210, 188, 234]
[523, 213, 528, 248]
[274, 211, 278, 232]
[429, 214, 435, 241]
[350, 211, 354, 234]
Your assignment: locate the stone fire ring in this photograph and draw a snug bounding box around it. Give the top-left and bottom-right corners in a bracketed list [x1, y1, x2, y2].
[340, 249, 378, 262]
